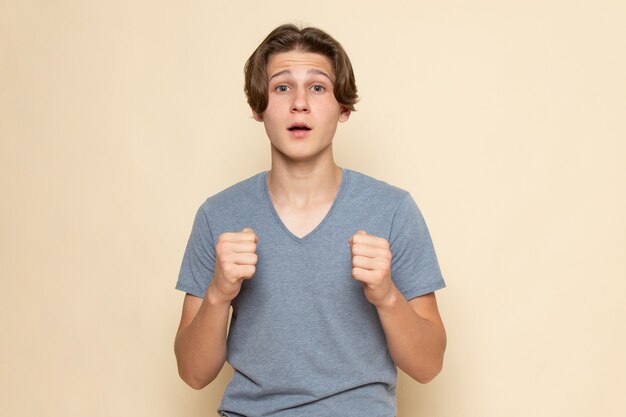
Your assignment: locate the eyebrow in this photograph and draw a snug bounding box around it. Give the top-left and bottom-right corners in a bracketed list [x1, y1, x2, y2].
[269, 69, 333, 82]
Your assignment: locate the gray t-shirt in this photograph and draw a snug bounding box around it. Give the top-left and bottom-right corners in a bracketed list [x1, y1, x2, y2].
[176, 168, 445, 417]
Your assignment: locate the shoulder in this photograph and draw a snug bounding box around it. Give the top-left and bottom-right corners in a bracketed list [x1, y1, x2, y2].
[197, 171, 265, 215]
[344, 168, 411, 208]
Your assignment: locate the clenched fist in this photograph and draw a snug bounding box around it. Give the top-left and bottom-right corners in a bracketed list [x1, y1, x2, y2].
[208, 227, 259, 304]
[349, 230, 395, 307]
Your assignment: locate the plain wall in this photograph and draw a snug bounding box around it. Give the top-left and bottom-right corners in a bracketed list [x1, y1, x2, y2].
[1, 1, 625, 416]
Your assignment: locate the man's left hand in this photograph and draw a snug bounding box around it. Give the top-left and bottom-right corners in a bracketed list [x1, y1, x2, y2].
[349, 230, 396, 307]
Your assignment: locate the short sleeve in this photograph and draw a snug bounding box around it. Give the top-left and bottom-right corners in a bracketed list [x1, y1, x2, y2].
[175, 203, 216, 298]
[389, 192, 446, 300]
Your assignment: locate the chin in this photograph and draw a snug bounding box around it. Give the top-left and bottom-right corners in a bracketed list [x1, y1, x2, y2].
[273, 149, 322, 164]
[270, 141, 333, 163]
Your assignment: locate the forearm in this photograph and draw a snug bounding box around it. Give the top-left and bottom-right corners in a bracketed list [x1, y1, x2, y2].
[174, 286, 230, 389]
[376, 287, 447, 383]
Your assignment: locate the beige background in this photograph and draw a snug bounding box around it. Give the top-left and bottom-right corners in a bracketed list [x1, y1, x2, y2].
[1, 1, 625, 416]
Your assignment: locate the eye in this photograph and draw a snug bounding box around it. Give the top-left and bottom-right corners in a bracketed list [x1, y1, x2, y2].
[311, 84, 326, 93]
[275, 85, 289, 93]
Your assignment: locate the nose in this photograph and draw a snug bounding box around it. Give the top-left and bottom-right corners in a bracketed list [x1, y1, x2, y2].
[290, 87, 310, 113]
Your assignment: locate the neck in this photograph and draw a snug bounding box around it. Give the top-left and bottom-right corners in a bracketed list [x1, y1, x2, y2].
[267, 159, 342, 207]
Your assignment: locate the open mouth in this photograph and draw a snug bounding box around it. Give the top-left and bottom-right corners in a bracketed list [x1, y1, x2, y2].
[287, 123, 312, 132]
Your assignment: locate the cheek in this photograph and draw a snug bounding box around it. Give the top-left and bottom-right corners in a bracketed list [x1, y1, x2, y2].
[266, 92, 290, 108]
[317, 104, 342, 123]
[262, 102, 284, 126]
[316, 95, 342, 113]
[263, 102, 279, 116]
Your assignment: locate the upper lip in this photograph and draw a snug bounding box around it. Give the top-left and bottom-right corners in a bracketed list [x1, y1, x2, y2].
[287, 122, 312, 130]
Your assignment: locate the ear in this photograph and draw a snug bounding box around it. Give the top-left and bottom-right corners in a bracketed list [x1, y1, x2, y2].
[252, 110, 263, 122]
[338, 107, 351, 123]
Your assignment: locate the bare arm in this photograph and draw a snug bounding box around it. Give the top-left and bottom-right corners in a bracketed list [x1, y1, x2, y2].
[174, 228, 258, 389]
[376, 290, 446, 383]
[350, 230, 446, 383]
[174, 291, 230, 389]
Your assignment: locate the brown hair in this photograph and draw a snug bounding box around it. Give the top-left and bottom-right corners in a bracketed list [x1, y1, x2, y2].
[244, 24, 359, 114]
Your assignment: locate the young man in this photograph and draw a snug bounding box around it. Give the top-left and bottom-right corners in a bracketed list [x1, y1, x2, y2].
[174, 24, 446, 417]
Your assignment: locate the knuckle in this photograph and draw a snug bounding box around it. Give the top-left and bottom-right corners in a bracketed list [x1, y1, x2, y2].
[217, 256, 229, 269]
[242, 265, 256, 278]
[223, 264, 237, 277]
[220, 253, 232, 264]
[215, 241, 227, 254]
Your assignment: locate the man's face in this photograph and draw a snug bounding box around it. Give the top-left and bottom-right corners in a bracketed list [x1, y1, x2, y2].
[253, 50, 350, 164]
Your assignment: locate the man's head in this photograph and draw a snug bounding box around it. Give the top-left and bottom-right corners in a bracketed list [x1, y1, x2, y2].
[244, 24, 359, 116]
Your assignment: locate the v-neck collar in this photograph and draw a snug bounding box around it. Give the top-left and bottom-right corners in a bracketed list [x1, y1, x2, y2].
[261, 168, 350, 245]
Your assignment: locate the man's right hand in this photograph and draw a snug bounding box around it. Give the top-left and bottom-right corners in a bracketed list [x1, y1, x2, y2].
[176, 227, 257, 388]
[207, 227, 259, 304]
